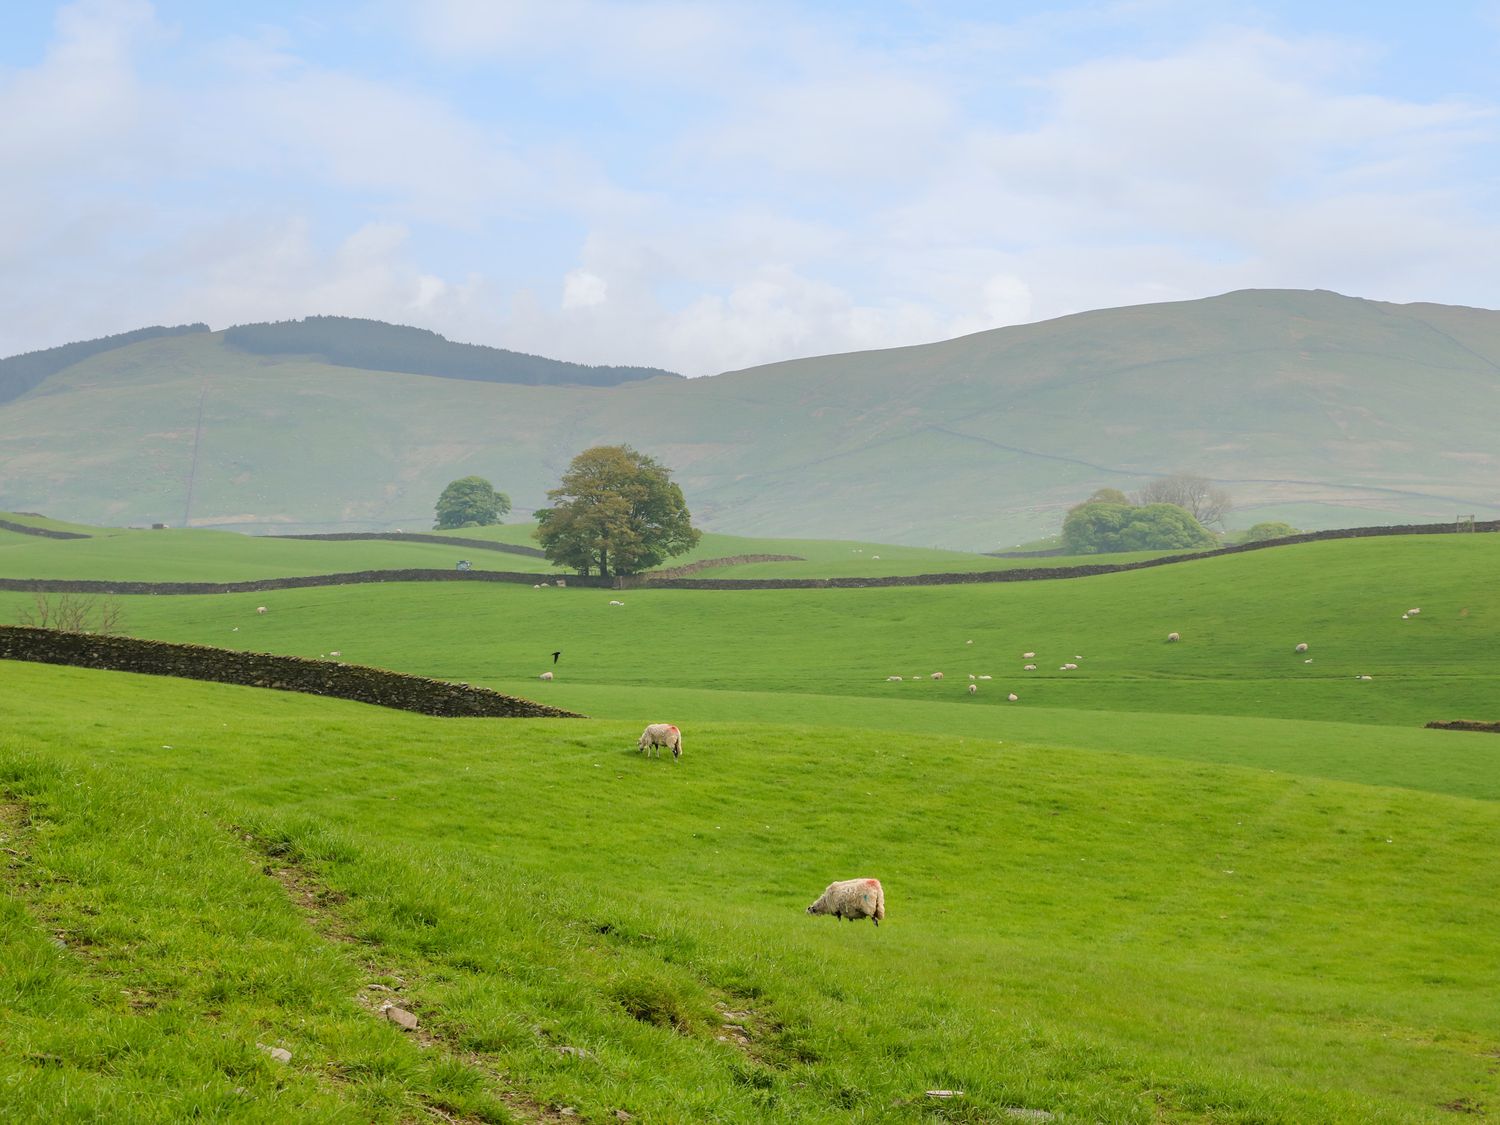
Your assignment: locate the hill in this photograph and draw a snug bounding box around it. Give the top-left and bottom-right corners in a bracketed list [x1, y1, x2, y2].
[1, 289, 1497, 549]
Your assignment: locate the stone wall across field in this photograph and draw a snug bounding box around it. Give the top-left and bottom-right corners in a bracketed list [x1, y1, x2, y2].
[267, 531, 548, 558]
[0, 625, 583, 719]
[1424, 720, 1500, 734]
[0, 568, 615, 595]
[0, 518, 90, 540]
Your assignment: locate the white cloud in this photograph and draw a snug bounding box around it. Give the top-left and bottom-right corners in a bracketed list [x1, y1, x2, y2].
[561, 269, 607, 309]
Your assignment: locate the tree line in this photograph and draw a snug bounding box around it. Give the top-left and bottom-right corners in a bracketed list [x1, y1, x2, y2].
[1062, 473, 1297, 554]
[225, 317, 680, 388]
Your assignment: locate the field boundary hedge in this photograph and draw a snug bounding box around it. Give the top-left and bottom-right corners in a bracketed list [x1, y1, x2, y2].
[0, 625, 583, 718]
[1424, 720, 1500, 734]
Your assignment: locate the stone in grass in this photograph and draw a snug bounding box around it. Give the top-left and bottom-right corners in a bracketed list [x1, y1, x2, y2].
[925, 1090, 963, 1098]
[380, 1003, 419, 1031]
[256, 1043, 292, 1064]
[1003, 1109, 1056, 1121]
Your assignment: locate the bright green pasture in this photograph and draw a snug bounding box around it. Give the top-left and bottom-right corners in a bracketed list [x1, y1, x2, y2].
[3, 663, 1498, 1123]
[0, 522, 554, 581]
[355, 522, 1190, 578]
[32, 533, 1494, 736]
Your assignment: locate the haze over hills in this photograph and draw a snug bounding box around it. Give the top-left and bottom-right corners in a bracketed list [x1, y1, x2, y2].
[2, 288, 1498, 551]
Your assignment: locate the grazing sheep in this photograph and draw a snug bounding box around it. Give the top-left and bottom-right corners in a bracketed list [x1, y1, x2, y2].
[1357, 675, 1373, 681]
[256, 606, 267, 615]
[1008, 693, 1019, 702]
[1408, 608, 1421, 616]
[806, 878, 885, 926]
[1022, 651, 1036, 658]
[1167, 632, 1180, 642]
[886, 676, 903, 682]
[329, 650, 341, 658]
[931, 672, 944, 680]
[609, 599, 625, 606]
[1295, 643, 1309, 653]
[978, 675, 992, 680]
[1060, 663, 1078, 671]
[1023, 664, 1036, 671]
[1304, 659, 1314, 664]
[638, 723, 682, 760]
[967, 683, 977, 695]
[539, 671, 554, 681]
[965, 639, 973, 645]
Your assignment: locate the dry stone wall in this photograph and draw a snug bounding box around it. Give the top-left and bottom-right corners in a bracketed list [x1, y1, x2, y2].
[0, 625, 582, 718]
[268, 531, 547, 558]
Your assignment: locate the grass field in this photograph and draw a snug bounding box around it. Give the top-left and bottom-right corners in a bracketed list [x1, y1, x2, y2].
[2, 518, 1497, 1122]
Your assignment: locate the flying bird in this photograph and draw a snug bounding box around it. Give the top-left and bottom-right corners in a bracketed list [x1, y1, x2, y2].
[552, 651, 561, 663]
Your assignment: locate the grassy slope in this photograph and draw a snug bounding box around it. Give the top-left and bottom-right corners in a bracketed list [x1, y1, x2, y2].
[0, 523, 557, 581]
[4, 291, 1500, 549]
[0, 515, 1188, 581]
[12, 532, 1486, 731]
[2, 664, 1497, 1123]
[1, 528, 1498, 1121]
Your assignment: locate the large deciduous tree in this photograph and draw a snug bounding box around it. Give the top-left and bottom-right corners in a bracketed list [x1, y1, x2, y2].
[534, 445, 700, 577]
[433, 476, 511, 529]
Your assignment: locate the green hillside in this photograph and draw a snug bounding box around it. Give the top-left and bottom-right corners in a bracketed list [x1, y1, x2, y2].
[1, 527, 1497, 1121]
[2, 289, 1498, 550]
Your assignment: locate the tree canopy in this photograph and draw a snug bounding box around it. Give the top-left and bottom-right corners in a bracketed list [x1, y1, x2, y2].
[1133, 472, 1232, 526]
[1061, 501, 1219, 555]
[533, 445, 700, 577]
[1242, 520, 1300, 543]
[433, 476, 511, 529]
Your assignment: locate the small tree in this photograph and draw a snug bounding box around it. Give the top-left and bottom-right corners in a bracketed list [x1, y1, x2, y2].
[1134, 472, 1232, 527]
[434, 476, 510, 530]
[1242, 520, 1299, 543]
[17, 593, 123, 633]
[534, 445, 700, 577]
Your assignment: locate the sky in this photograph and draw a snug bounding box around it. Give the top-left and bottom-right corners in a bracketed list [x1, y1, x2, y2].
[4, 1, 1499, 377]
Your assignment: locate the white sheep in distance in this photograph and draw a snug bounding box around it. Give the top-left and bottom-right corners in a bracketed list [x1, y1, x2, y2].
[609, 599, 625, 606]
[1408, 607, 1421, 616]
[931, 672, 944, 680]
[1023, 664, 1037, 671]
[806, 878, 885, 926]
[1008, 693, 1019, 701]
[1295, 643, 1309, 653]
[886, 676, 903, 682]
[539, 671, 554, 681]
[1167, 632, 1180, 642]
[967, 683, 977, 695]
[638, 723, 682, 760]
[1022, 651, 1036, 658]
[256, 606, 267, 615]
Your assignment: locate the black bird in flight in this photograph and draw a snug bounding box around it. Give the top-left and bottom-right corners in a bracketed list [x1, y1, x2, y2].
[552, 651, 561, 663]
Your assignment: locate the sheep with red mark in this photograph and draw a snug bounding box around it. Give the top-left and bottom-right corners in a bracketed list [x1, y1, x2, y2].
[806, 878, 885, 926]
[638, 723, 682, 760]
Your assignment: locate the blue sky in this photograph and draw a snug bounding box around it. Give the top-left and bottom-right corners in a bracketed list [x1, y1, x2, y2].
[4, 1, 1499, 375]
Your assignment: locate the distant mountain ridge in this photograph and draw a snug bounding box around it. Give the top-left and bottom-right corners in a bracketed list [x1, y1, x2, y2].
[2, 289, 1497, 550]
[221, 316, 681, 386]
